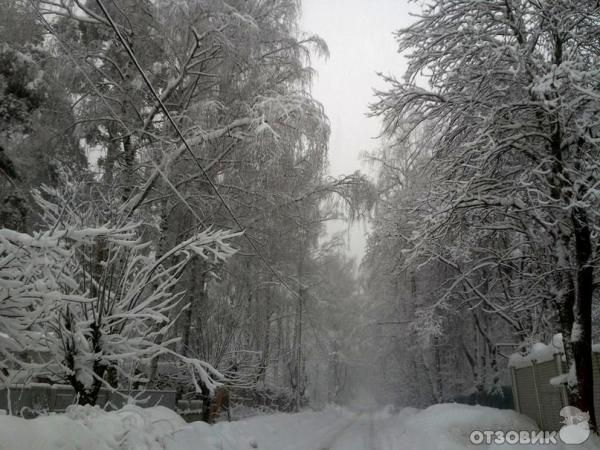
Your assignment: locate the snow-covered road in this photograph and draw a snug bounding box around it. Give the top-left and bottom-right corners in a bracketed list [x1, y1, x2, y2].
[174, 404, 600, 450]
[175, 404, 600, 450]
[316, 413, 377, 450]
[211, 408, 396, 450]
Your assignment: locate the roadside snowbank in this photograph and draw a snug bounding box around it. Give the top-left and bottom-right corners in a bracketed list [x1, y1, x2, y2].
[377, 403, 565, 450]
[0, 405, 186, 450]
[0, 402, 598, 449]
[0, 404, 353, 450]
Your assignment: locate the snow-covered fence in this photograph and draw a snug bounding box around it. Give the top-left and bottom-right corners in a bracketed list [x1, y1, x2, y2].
[510, 347, 600, 431]
[0, 383, 176, 416]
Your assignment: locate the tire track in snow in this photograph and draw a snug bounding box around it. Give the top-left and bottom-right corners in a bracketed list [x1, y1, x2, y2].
[318, 412, 380, 450]
[316, 413, 362, 450]
[367, 413, 378, 450]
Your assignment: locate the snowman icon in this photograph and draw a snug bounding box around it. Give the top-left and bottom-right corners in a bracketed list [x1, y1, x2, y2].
[558, 406, 590, 445]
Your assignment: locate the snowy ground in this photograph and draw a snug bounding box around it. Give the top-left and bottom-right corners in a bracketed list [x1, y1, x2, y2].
[0, 403, 598, 450]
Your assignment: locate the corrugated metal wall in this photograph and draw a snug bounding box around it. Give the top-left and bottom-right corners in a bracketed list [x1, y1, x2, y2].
[0, 384, 176, 416]
[594, 353, 600, 428]
[512, 352, 600, 431]
[534, 360, 564, 431]
[514, 365, 540, 425]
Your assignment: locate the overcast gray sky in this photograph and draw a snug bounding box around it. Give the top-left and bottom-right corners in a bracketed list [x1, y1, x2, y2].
[300, 0, 415, 261]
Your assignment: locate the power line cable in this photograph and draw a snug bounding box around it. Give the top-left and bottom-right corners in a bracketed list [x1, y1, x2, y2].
[73, 0, 329, 356]
[94, 0, 245, 233]
[31, 6, 208, 227]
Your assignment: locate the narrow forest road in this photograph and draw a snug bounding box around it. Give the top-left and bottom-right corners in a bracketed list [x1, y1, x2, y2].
[218, 407, 387, 450]
[317, 412, 380, 450]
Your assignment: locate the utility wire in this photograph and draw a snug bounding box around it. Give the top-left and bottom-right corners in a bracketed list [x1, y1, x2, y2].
[31, 5, 207, 228]
[95, 0, 242, 232]
[94, 0, 330, 355]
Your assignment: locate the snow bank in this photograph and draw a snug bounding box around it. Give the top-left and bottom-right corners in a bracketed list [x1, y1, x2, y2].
[378, 404, 537, 450]
[0, 404, 354, 450]
[378, 403, 600, 450]
[0, 405, 187, 450]
[204, 404, 357, 450]
[1, 402, 598, 449]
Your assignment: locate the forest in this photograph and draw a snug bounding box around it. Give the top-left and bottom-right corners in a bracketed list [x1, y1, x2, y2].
[1, 0, 600, 443]
[0, 0, 378, 415]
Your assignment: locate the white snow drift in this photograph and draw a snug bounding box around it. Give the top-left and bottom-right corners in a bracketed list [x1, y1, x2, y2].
[0, 403, 598, 450]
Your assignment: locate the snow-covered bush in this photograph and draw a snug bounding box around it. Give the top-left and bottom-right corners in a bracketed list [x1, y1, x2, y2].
[1, 176, 241, 404]
[0, 226, 101, 382]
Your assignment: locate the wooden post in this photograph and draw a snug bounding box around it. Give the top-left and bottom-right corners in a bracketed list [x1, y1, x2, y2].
[48, 385, 56, 412]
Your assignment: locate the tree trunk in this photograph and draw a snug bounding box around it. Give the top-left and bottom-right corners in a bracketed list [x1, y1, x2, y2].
[181, 258, 208, 356]
[148, 201, 174, 386]
[568, 207, 597, 431]
[274, 303, 282, 385]
[432, 335, 443, 402]
[473, 312, 500, 393]
[121, 134, 135, 202]
[103, 123, 119, 186]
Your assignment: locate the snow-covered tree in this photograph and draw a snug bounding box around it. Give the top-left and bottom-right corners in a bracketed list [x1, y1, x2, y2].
[1, 177, 239, 405]
[373, 0, 600, 428]
[0, 0, 373, 414]
[0, 0, 85, 230]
